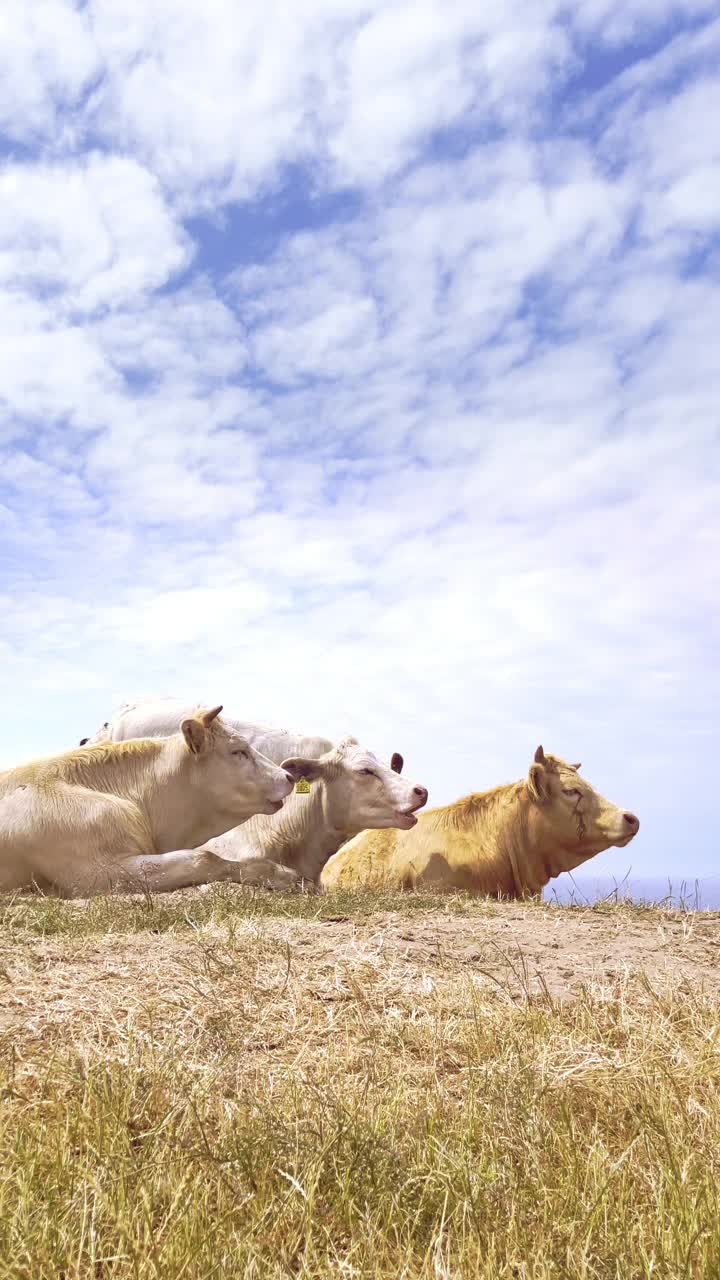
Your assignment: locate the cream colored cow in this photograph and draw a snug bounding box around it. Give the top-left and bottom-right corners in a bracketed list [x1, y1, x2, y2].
[79, 696, 333, 762]
[0, 706, 297, 898]
[321, 746, 640, 897]
[205, 739, 425, 882]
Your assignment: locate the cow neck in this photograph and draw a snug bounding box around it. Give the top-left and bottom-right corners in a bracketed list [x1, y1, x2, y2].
[262, 780, 356, 882]
[148, 743, 228, 854]
[502, 832, 525, 898]
[511, 791, 579, 896]
[448, 782, 533, 898]
[498, 788, 547, 898]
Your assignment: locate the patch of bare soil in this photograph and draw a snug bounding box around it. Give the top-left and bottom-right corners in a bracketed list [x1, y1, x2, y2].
[1, 900, 718, 1068]
[327, 901, 720, 999]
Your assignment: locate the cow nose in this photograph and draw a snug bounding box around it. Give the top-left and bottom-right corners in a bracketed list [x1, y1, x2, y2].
[623, 812, 639, 831]
[412, 786, 428, 805]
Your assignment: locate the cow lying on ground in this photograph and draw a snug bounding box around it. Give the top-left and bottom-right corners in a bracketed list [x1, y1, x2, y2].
[320, 746, 640, 897]
[0, 706, 299, 898]
[203, 738, 427, 884]
[79, 697, 333, 763]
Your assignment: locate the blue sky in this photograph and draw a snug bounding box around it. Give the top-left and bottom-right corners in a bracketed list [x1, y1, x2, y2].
[0, 0, 718, 882]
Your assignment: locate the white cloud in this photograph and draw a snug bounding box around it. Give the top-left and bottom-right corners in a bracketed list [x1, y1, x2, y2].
[0, 0, 97, 144]
[232, 240, 380, 383]
[82, 0, 343, 204]
[321, 2, 574, 184]
[0, 289, 121, 440]
[0, 154, 190, 311]
[0, 152, 195, 452]
[570, 0, 717, 44]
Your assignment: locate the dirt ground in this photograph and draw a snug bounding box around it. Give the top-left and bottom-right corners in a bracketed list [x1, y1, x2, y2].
[2, 897, 719, 1058]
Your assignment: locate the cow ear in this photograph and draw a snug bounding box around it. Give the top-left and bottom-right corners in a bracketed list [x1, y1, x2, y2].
[200, 705, 223, 726]
[528, 762, 549, 803]
[572, 762, 582, 771]
[534, 745, 546, 765]
[182, 716, 208, 755]
[391, 752, 404, 774]
[281, 756, 325, 782]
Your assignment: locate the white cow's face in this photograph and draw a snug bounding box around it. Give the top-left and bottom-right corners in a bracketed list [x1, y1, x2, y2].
[527, 745, 640, 870]
[281, 736, 428, 831]
[182, 707, 294, 820]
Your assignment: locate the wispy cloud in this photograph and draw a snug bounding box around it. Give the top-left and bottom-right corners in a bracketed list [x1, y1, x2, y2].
[1, 1, 717, 877]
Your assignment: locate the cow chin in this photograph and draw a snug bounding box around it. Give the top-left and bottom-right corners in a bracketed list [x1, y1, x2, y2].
[394, 811, 419, 831]
[259, 797, 286, 815]
[612, 831, 636, 848]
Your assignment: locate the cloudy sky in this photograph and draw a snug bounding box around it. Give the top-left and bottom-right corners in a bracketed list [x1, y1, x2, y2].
[1, 1, 718, 883]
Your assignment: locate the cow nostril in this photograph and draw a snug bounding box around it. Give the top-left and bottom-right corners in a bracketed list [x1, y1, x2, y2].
[413, 786, 428, 803]
[283, 771, 294, 786]
[623, 812, 639, 829]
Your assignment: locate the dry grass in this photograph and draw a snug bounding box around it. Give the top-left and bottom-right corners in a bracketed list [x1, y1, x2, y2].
[0, 888, 718, 1278]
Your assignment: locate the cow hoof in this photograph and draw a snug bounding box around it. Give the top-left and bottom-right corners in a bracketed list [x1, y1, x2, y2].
[265, 867, 304, 891]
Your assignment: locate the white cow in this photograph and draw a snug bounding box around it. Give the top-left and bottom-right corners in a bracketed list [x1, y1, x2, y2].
[80, 697, 333, 763]
[204, 737, 428, 883]
[0, 706, 299, 898]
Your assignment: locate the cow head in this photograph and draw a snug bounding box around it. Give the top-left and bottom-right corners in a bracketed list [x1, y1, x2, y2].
[281, 737, 426, 832]
[181, 705, 294, 820]
[527, 745, 639, 870]
[78, 721, 110, 747]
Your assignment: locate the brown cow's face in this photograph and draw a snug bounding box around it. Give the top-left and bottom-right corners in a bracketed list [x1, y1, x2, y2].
[527, 745, 640, 869]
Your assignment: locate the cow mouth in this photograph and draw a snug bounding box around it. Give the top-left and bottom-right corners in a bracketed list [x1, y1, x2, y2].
[394, 810, 419, 830]
[266, 798, 286, 814]
[615, 832, 636, 847]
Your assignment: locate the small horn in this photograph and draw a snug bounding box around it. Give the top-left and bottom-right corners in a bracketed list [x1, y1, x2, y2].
[201, 705, 223, 726]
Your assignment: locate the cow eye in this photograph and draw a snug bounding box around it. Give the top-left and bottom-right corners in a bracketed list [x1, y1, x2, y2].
[233, 748, 249, 759]
[563, 787, 582, 798]
[360, 768, 377, 778]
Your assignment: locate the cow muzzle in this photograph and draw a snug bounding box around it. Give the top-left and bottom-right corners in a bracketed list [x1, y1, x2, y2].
[615, 812, 640, 845]
[394, 785, 429, 829]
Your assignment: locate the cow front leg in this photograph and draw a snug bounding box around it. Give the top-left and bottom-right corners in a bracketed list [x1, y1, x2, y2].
[111, 850, 302, 895]
[50, 849, 303, 898]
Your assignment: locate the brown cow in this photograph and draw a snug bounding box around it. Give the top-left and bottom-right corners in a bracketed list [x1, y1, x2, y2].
[320, 746, 639, 897]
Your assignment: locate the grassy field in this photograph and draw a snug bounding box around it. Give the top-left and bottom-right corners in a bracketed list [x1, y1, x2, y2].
[0, 888, 718, 1278]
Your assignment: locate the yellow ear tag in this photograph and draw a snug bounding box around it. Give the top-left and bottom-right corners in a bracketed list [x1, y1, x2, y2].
[295, 777, 311, 794]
